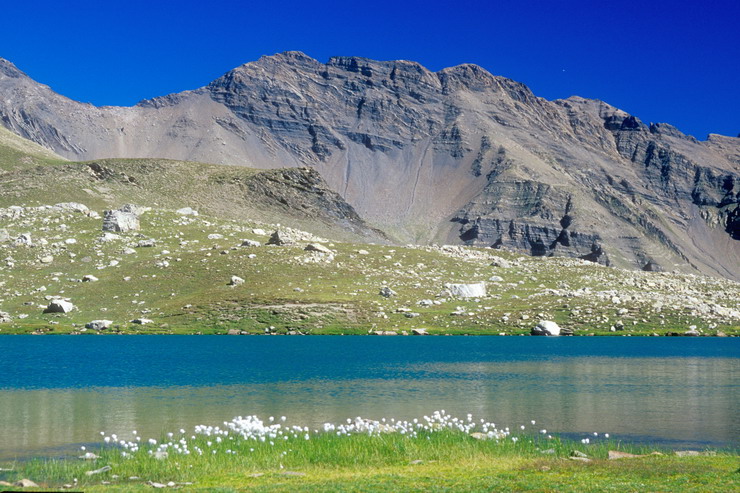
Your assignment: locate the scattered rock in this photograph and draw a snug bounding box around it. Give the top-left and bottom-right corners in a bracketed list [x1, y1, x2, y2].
[411, 328, 429, 335]
[39, 255, 54, 264]
[82, 274, 99, 282]
[0, 229, 9, 242]
[227, 329, 241, 335]
[305, 243, 332, 254]
[229, 275, 245, 286]
[445, 282, 486, 298]
[277, 471, 306, 477]
[85, 465, 112, 476]
[489, 275, 504, 282]
[0, 311, 11, 323]
[131, 318, 153, 325]
[43, 299, 75, 314]
[684, 329, 701, 336]
[357, 249, 370, 255]
[147, 481, 167, 488]
[409, 459, 424, 465]
[570, 450, 588, 458]
[531, 320, 561, 336]
[241, 239, 261, 247]
[85, 320, 113, 331]
[379, 286, 397, 298]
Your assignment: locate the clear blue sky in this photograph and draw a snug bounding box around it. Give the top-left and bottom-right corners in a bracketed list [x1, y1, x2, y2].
[1, 0, 738, 139]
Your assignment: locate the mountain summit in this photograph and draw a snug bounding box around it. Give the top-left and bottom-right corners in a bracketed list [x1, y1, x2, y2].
[0, 52, 738, 278]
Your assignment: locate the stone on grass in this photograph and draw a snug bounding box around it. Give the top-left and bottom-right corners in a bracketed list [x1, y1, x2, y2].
[411, 328, 428, 335]
[43, 300, 75, 314]
[445, 282, 486, 298]
[0, 311, 11, 323]
[54, 202, 89, 213]
[136, 238, 156, 248]
[131, 318, 153, 325]
[85, 320, 113, 331]
[39, 255, 53, 264]
[267, 229, 297, 246]
[531, 320, 561, 336]
[490, 256, 511, 268]
[305, 243, 332, 254]
[241, 239, 261, 247]
[176, 207, 198, 216]
[14, 479, 39, 488]
[229, 276, 245, 286]
[102, 210, 139, 233]
[608, 450, 644, 460]
[82, 274, 99, 282]
[379, 286, 397, 298]
[0, 229, 9, 242]
[85, 465, 111, 476]
[14, 233, 33, 246]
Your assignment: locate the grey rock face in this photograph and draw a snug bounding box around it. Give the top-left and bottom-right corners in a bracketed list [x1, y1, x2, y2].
[1, 53, 738, 278]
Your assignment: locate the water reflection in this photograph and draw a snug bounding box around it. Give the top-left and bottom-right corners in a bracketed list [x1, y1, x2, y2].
[1, 354, 737, 459]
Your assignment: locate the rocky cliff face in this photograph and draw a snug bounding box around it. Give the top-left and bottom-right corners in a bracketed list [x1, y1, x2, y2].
[0, 53, 738, 278]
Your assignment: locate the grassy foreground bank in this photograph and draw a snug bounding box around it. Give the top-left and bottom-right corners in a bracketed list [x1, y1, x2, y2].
[1, 413, 737, 492]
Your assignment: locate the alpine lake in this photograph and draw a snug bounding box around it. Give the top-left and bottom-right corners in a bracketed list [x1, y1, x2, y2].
[1, 335, 737, 461]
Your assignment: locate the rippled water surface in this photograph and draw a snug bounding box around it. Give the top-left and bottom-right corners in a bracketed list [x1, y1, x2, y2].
[0, 336, 737, 459]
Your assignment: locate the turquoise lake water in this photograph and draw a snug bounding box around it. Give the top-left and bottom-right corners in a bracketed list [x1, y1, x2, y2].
[0, 336, 737, 459]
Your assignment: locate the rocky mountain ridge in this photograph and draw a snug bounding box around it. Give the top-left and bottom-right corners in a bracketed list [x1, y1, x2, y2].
[0, 52, 738, 279]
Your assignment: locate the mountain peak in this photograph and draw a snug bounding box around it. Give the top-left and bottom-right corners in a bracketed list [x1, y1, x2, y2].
[0, 57, 25, 79]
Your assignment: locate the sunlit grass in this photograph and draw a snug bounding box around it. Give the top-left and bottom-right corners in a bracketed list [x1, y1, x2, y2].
[4, 412, 736, 492]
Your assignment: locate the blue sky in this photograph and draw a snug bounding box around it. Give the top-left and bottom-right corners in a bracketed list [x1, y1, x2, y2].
[1, 0, 738, 139]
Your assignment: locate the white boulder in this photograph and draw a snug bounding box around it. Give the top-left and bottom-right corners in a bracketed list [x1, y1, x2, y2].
[43, 300, 75, 314]
[446, 282, 486, 298]
[531, 320, 561, 336]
